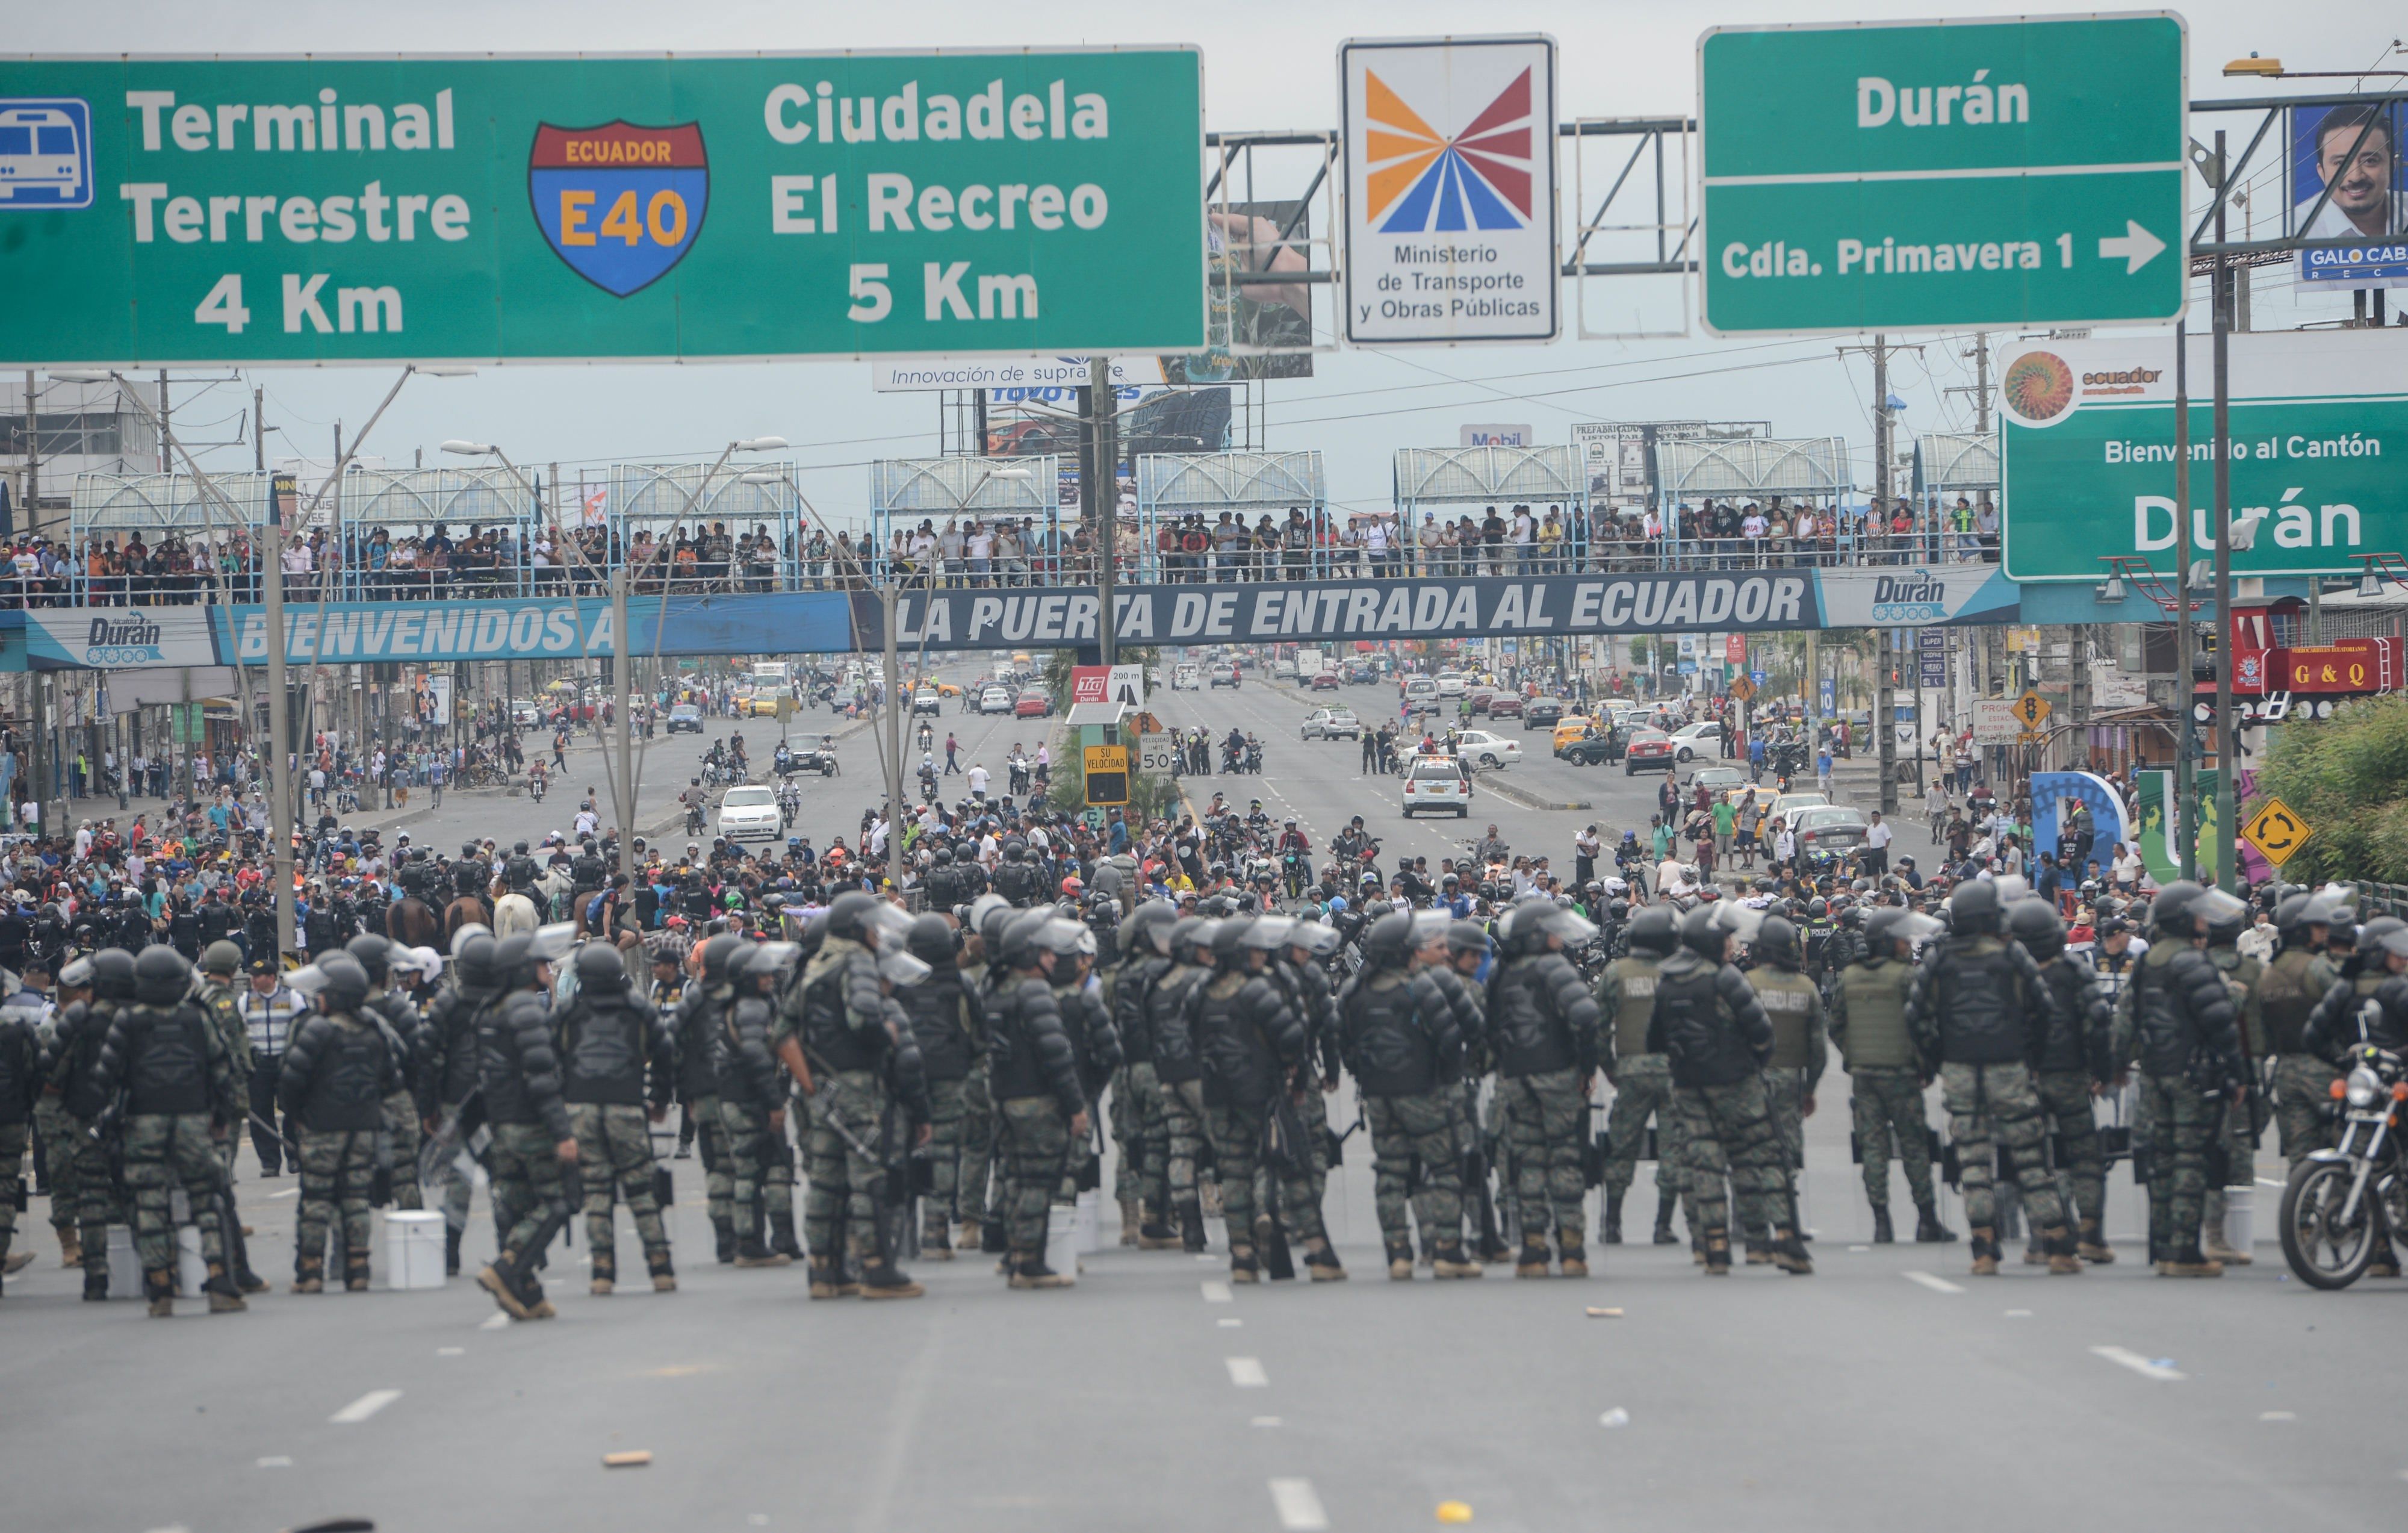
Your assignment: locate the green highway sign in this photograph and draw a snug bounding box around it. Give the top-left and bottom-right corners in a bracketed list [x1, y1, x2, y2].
[1999, 331, 2408, 581]
[0, 51, 1204, 365]
[1698, 14, 2187, 335]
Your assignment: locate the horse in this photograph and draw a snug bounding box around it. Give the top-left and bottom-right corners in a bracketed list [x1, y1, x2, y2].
[443, 894, 493, 942]
[492, 891, 541, 939]
[383, 896, 441, 949]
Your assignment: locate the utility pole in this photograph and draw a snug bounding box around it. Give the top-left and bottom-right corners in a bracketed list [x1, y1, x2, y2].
[23, 369, 48, 839]
[882, 584, 907, 895]
[264, 462, 296, 958]
[1089, 356, 1120, 665]
[2211, 127, 2238, 895]
[2173, 317, 2197, 882]
[1873, 334, 1898, 815]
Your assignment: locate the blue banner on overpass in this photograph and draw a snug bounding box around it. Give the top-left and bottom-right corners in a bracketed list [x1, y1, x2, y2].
[1, 564, 2021, 668]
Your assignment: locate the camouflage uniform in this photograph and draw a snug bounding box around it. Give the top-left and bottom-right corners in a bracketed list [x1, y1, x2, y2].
[1488, 936, 1602, 1265]
[194, 971, 252, 1178]
[1672, 1075, 1786, 1242]
[1829, 954, 1936, 1214]
[280, 1001, 401, 1289]
[95, 995, 241, 1303]
[1338, 959, 1470, 1269]
[2255, 945, 2333, 1165]
[1748, 962, 1826, 1249]
[2112, 937, 2242, 1268]
[2200, 944, 2265, 1246]
[1148, 957, 1214, 1245]
[1596, 952, 1689, 1235]
[789, 932, 929, 1286]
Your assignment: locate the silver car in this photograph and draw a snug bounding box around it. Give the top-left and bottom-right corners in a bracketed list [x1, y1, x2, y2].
[1300, 707, 1362, 741]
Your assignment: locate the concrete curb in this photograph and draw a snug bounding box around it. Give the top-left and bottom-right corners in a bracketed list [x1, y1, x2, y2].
[1481, 775, 1593, 814]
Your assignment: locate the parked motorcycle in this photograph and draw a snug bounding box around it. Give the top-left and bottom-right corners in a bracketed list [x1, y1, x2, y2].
[2280, 1042, 2401, 1289]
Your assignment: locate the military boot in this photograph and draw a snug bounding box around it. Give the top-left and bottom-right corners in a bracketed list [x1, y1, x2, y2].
[58, 1227, 83, 1268]
[205, 1263, 247, 1314]
[1744, 1239, 1773, 1266]
[2162, 1245, 2224, 1278]
[860, 1261, 925, 1299]
[1770, 1228, 1813, 1275]
[589, 1252, 616, 1296]
[1179, 1198, 1209, 1254]
[920, 1221, 954, 1261]
[2077, 1217, 2116, 1264]
[1968, 1227, 2000, 1276]
[1914, 1201, 1956, 1242]
[957, 1217, 982, 1252]
[1871, 1205, 1895, 1244]
[1652, 1202, 1678, 1245]
[769, 1211, 804, 1261]
[1515, 1239, 1553, 1278]
[1303, 1239, 1347, 1282]
[237, 1259, 268, 1294]
[2041, 1225, 2084, 1275]
[477, 1251, 533, 1318]
[712, 1216, 737, 1265]
[0, 1235, 23, 1279]
[291, 1257, 326, 1295]
[806, 1254, 844, 1299]
[1557, 1233, 1589, 1278]
[2367, 1244, 2401, 1278]
[1387, 1240, 1416, 1281]
[2023, 1238, 2049, 1266]
[1701, 1230, 1732, 1275]
[144, 1267, 176, 1317]
[2203, 1230, 2251, 1266]
[647, 1249, 677, 1293]
[82, 1264, 110, 1301]
[344, 1252, 372, 1293]
[1601, 1190, 1624, 1245]
[734, 1233, 790, 1268]
[1119, 1198, 1142, 1247]
[1137, 1213, 1182, 1251]
[1430, 1243, 1485, 1280]
[514, 1265, 556, 1319]
[981, 1217, 1010, 1254]
[444, 1225, 462, 1276]
[1228, 1246, 1261, 1284]
[1008, 1254, 1075, 1290]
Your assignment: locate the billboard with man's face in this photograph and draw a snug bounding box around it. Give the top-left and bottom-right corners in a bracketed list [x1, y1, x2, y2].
[2291, 102, 2407, 287]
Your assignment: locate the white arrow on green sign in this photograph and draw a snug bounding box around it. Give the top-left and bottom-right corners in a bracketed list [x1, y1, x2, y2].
[1699, 13, 2189, 335]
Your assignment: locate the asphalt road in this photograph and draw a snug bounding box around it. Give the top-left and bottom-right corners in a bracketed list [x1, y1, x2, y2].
[7, 669, 2381, 1533]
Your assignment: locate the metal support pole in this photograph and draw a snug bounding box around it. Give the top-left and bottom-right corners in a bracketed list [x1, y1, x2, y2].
[265, 473, 295, 957]
[2173, 320, 2197, 883]
[2211, 128, 2238, 894]
[613, 562, 635, 878]
[883, 586, 907, 895]
[1873, 335, 1898, 815]
[1091, 357, 1119, 666]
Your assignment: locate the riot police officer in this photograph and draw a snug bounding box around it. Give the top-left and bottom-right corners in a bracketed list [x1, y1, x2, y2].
[472, 928, 577, 1320]
[987, 910, 1091, 1287]
[2008, 898, 2115, 1265]
[2113, 882, 2247, 1277]
[1829, 907, 1950, 1243]
[279, 954, 397, 1295]
[1339, 912, 1479, 1280]
[559, 942, 677, 1293]
[1597, 906, 1687, 1248]
[1905, 882, 2075, 1277]
[1745, 915, 1826, 1264]
[1107, 901, 1179, 1249]
[1486, 900, 1603, 1278]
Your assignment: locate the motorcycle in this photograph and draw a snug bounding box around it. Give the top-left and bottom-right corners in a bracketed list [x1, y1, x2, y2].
[919, 768, 939, 804]
[685, 801, 706, 837]
[1281, 851, 1313, 902]
[777, 780, 802, 828]
[2280, 1042, 2404, 1289]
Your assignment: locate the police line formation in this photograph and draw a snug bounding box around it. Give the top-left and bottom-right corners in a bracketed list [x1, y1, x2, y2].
[5, 866, 2399, 1317]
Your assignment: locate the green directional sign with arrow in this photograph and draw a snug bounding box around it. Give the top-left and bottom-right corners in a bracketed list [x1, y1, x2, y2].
[1699, 13, 2188, 335]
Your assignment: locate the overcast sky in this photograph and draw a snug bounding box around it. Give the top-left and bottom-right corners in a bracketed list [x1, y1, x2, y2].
[17, 1, 2400, 522]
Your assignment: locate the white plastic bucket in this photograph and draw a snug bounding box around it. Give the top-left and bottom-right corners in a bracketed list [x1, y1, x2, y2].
[1044, 1204, 1079, 1276]
[385, 1210, 447, 1290]
[1073, 1189, 1101, 1254]
[175, 1224, 208, 1295]
[2222, 1183, 2254, 1254]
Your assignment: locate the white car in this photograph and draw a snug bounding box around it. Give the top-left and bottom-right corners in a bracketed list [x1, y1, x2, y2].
[1402, 677, 1439, 710]
[1173, 664, 1201, 691]
[1300, 707, 1362, 741]
[1453, 730, 1522, 770]
[716, 784, 781, 844]
[1435, 671, 1468, 698]
[509, 698, 545, 728]
[978, 685, 1014, 715]
[1401, 756, 1471, 818]
[1668, 721, 1724, 762]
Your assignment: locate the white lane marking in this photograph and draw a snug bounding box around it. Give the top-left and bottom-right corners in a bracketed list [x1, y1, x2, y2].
[1218, 1317, 1243, 1328]
[1250, 1416, 1283, 1428]
[2005, 1308, 2033, 1317]
[255, 1457, 292, 1469]
[1201, 1281, 1233, 1304]
[1903, 1270, 1964, 1293]
[329, 1388, 403, 1423]
[270, 1187, 299, 1199]
[2256, 1177, 2286, 1189]
[436, 1346, 465, 1356]
[2260, 1411, 2297, 1421]
[2091, 1346, 2186, 1381]
[1269, 1478, 1330, 1531]
[479, 1313, 511, 1331]
[1226, 1357, 1269, 1388]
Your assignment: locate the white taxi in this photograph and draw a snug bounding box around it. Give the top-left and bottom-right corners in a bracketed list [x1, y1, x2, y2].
[716, 783, 783, 844]
[1401, 755, 1471, 818]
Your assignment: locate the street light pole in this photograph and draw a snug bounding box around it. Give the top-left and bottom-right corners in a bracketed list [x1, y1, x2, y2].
[2211, 128, 2239, 895]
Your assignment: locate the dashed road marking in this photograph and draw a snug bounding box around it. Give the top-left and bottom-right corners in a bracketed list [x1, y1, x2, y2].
[436, 1346, 465, 1356]
[1218, 1317, 1243, 1328]
[1201, 1281, 1233, 1303]
[478, 1313, 511, 1331]
[255, 1457, 292, 1469]
[329, 1388, 402, 1423]
[1269, 1477, 1330, 1531]
[1226, 1357, 1268, 1388]
[1902, 1270, 1964, 1293]
[1251, 1416, 1283, 1428]
[270, 1187, 299, 1199]
[2090, 1346, 2186, 1381]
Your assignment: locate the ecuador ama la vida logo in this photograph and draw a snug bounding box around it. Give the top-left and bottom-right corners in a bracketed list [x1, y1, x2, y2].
[1361, 66, 1536, 233]
[530, 121, 709, 296]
